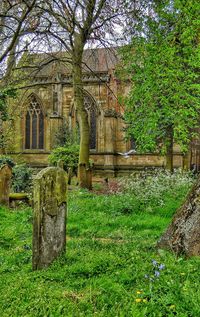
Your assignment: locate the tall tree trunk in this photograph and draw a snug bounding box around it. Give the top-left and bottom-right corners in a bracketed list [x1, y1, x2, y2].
[165, 126, 174, 173]
[157, 175, 200, 256]
[182, 148, 191, 171]
[0, 41, 18, 155]
[0, 113, 5, 154]
[72, 37, 90, 189]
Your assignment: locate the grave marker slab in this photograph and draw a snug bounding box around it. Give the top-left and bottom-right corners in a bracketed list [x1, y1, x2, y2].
[32, 167, 67, 270]
[0, 164, 12, 206]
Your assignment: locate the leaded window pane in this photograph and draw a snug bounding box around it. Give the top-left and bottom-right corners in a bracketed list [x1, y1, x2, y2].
[84, 94, 97, 150]
[25, 112, 30, 149]
[32, 112, 37, 149]
[39, 112, 44, 149]
[25, 95, 44, 150]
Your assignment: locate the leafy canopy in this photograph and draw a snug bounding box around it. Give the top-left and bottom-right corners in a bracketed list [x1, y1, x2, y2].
[121, 0, 200, 154]
[0, 88, 16, 121]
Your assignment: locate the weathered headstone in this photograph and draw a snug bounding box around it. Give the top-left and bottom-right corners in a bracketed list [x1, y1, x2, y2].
[0, 164, 12, 207]
[67, 167, 73, 185]
[86, 167, 92, 190]
[32, 167, 68, 270]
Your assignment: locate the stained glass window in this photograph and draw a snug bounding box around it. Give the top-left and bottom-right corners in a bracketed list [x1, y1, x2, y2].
[84, 93, 97, 150]
[25, 95, 44, 149]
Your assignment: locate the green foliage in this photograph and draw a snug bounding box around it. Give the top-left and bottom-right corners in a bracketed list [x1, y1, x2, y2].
[0, 88, 17, 121]
[121, 0, 200, 154]
[12, 164, 33, 193]
[48, 143, 80, 172]
[50, 123, 80, 172]
[0, 155, 15, 168]
[0, 174, 199, 316]
[0, 88, 17, 149]
[54, 123, 80, 148]
[0, 157, 32, 193]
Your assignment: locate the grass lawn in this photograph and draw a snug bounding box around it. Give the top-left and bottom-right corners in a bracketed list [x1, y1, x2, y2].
[0, 176, 200, 316]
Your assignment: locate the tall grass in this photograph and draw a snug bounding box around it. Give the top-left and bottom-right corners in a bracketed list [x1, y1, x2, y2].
[0, 171, 199, 317]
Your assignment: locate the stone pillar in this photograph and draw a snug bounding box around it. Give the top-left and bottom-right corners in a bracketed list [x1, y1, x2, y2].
[32, 167, 68, 270]
[52, 73, 62, 116]
[0, 165, 12, 207]
[104, 111, 117, 176]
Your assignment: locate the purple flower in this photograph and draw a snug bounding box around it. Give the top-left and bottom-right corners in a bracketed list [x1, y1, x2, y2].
[158, 264, 165, 270]
[154, 270, 160, 277]
[152, 259, 157, 266]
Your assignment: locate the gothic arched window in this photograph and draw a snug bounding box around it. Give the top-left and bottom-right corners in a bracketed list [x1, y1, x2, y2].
[84, 93, 97, 150]
[25, 95, 44, 149]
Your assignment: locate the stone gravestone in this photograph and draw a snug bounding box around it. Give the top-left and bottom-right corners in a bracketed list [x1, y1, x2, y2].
[32, 167, 68, 270]
[0, 164, 12, 207]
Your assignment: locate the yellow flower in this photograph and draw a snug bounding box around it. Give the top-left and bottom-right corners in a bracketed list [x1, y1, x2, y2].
[135, 298, 142, 303]
[136, 290, 142, 294]
[169, 305, 176, 310]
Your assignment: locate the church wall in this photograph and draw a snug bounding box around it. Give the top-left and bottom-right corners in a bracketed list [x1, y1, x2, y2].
[5, 65, 187, 175]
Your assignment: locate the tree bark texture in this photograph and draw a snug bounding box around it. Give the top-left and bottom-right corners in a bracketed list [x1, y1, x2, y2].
[165, 126, 174, 173]
[72, 36, 90, 188]
[157, 175, 200, 256]
[182, 150, 191, 171]
[0, 115, 5, 154]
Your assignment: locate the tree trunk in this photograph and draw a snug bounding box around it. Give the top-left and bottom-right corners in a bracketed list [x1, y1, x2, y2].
[157, 175, 200, 256]
[182, 149, 191, 171]
[72, 37, 90, 189]
[0, 114, 5, 154]
[165, 126, 174, 173]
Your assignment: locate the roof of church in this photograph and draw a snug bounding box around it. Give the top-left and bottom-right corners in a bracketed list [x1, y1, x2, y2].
[23, 47, 119, 78]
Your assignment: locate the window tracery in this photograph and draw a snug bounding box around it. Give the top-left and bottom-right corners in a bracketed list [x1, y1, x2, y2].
[84, 93, 97, 150]
[25, 95, 44, 149]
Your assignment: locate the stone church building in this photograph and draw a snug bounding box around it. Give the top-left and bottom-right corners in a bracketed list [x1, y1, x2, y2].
[8, 48, 197, 175]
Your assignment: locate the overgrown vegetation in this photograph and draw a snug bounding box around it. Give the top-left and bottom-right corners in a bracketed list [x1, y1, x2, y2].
[1, 172, 200, 316]
[49, 124, 80, 172]
[54, 123, 80, 148]
[121, 0, 200, 171]
[0, 156, 33, 193]
[48, 144, 80, 173]
[0, 88, 16, 118]
[0, 155, 15, 168]
[119, 169, 194, 212]
[0, 88, 17, 150]
[12, 164, 33, 193]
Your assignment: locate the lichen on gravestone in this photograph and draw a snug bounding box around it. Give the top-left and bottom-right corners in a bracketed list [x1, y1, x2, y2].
[32, 167, 68, 270]
[0, 164, 12, 207]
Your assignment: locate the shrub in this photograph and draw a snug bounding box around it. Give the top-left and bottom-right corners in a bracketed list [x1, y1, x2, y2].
[54, 124, 80, 147]
[48, 143, 79, 172]
[0, 155, 15, 168]
[12, 164, 33, 193]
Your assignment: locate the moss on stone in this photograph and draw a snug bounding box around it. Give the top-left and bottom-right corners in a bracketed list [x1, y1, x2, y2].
[9, 193, 29, 200]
